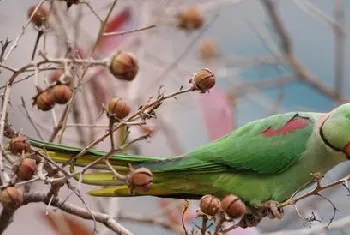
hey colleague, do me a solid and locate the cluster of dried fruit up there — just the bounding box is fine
[33,82,73,111]
[9,136,37,181]
[200,194,246,219]
[0,136,39,210]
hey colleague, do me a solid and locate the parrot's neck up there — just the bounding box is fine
[306,126,346,175]
[272,125,346,202]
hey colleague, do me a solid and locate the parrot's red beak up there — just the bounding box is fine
[344,143,350,160]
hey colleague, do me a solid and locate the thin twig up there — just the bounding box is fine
[0,71,22,186]
[261,0,348,103]
[20,97,44,140]
[140,13,220,99]
[281,175,350,207]
[1,0,46,62]
[103,24,156,37]
[263,215,350,235]
[333,0,346,98]
[23,192,133,235]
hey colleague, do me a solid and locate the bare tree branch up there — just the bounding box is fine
[22,192,133,235]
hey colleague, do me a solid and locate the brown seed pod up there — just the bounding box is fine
[193,68,215,93]
[27,6,48,28]
[107,97,131,120]
[128,168,153,193]
[200,195,221,216]
[199,39,217,61]
[51,84,73,104]
[0,187,23,209]
[109,52,139,81]
[32,89,55,111]
[9,136,31,154]
[220,194,246,219]
[16,158,38,181]
[177,7,204,31]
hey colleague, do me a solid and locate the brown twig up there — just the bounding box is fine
[0,71,23,187]
[281,175,350,207]
[333,0,346,98]
[261,0,348,103]
[47,0,118,142]
[64,86,194,166]
[140,13,220,99]
[103,24,156,37]
[228,74,296,96]
[20,97,44,140]
[117,212,175,231]
[1,0,46,62]
[23,192,133,235]
[213,212,226,235]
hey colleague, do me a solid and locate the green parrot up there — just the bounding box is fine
[28,103,350,225]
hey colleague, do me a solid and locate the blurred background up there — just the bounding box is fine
[0,0,350,234]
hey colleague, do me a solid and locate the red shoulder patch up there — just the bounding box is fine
[262,115,311,137]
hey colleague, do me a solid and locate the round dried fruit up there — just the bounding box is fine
[109,52,139,81]
[16,158,38,181]
[27,6,48,28]
[128,168,153,193]
[200,194,220,216]
[33,89,55,111]
[51,84,73,104]
[199,39,217,61]
[193,68,215,92]
[177,7,203,31]
[220,194,246,219]
[0,187,23,209]
[107,97,131,120]
[9,136,31,154]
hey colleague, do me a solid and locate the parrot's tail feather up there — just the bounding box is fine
[85,171,207,199]
[88,185,203,199]
[39,149,166,170]
[77,172,127,186]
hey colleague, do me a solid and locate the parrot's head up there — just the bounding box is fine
[319,103,350,160]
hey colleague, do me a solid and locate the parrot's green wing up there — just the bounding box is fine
[140,112,317,175]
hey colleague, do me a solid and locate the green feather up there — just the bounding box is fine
[139,112,317,174]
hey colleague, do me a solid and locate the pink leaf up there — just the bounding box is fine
[197,88,235,141]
